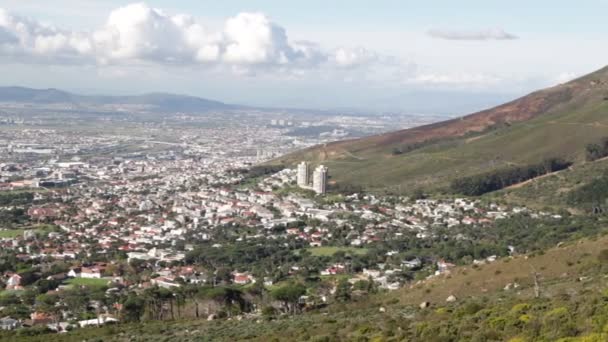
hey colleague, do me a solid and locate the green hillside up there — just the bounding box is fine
[273,66,608,194]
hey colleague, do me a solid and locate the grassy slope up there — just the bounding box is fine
[493,156,608,211]
[9,233,608,342]
[273,67,608,194]
[324,99,608,193]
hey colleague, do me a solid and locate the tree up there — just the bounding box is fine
[142,287,163,320]
[157,287,175,320]
[21,288,39,306]
[18,269,40,287]
[174,287,186,319]
[35,293,62,325]
[246,280,267,308]
[35,279,61,294]
[586,139,608,161]
[184,284,202,318]
[61,288,89,319]
[0,293,20,307]
[334,279,351,303]
[366,276,378,294]
[122,294,144,322]
[215,267,233,285]
[271,283,306,315]
[200,286,246,317]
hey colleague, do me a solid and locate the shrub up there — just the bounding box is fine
[598,249,608,263]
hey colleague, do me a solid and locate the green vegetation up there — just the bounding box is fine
[271,283,307,314]
[496,156,608,212]
[233,165,284,181]
[0,191,34,206]
[0,289,24,298]
[585,137,608,161]
[567,172,608,213]
[0,229,25,238]
[275,66,608,194]
[0,208,29,227]
[274,185,316,198]
[231,165,286,190]
[306,246,369,257]
[64,278,110,288]
[450,157,571,196]
[0,225,60,239]
[7,235,608,341]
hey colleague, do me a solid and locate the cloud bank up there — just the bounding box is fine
[428,28,518,41]
[0,3,378,71]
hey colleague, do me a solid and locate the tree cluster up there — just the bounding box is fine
[0,192,34,206]
[585,138,608,162]
[567,172,608,213]
[450,158,571,196]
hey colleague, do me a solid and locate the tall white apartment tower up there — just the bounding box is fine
[297,161,309,187]
[312,165,328,194]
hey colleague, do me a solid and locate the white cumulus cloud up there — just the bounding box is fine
[0,3,384,72]
[0,7,92,60]
[332,47,378,68]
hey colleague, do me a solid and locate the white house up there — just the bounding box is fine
[6,274,22,290]
[82,267,102,279]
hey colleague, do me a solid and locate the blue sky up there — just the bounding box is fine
[0,1,606,113]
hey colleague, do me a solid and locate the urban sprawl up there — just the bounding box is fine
[0,110,562,333]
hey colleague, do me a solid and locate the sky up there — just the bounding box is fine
[0,1,607,113]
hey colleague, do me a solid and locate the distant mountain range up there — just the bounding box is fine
[0,86,239,113]
[275,65,608,192]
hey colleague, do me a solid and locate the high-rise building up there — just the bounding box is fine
[297,161,309,187]
[312,165,328,194]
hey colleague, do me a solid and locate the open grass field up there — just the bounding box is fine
[0,224,57,239]
[64,277,110,288]
[0,229,25,238]
[306,246,369,257]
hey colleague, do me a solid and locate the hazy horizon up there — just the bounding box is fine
[0,1,606,111]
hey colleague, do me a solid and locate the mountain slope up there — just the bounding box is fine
[275,65,608,192]
[0,86,237,112]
